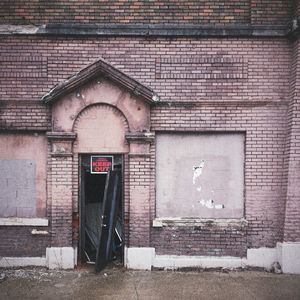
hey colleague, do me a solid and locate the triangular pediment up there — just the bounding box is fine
[42,58,159,105]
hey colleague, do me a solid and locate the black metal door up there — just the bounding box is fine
[95,169,122,272]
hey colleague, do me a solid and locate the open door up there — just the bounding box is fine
[95,169,122,272]
[79,155,123,272]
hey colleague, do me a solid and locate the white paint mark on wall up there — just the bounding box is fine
[198,199,225,209]
[193,160,205,185]
[199,199,214,209]
[193,161,225,210]
[215,204,225,209]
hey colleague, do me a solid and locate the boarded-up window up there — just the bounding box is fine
[156,133,244,219]
[0,160,36,217]
[0,134,47,218]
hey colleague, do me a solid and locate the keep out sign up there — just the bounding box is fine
[90,156,114,174]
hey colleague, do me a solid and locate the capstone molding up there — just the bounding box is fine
[0,257,46,267]
[126,132,154,155]
[153,255,246,270]
[47,132,76,156]
[46,247,75,270]
[46,131,77,140]
[125,246,300,274]
[0,217,48,226]
[125,247,155,270]
[152,218,248,228]
[277,242,300,274]
[0,24,290,38]
[247,247,278,269]
[125,132,155,143]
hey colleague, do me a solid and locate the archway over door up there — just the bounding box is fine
[73,103,129,154]
[44,58,157,269]
[73,103,129,267]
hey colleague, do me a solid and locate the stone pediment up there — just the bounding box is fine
[42,58,159,105]
[42,58,157,134]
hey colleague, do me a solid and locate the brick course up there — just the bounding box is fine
[152,225,247,257]
[0,37,291,103]
[0,226,50,257]
[0,1,267,25]
[0,101,50,131]
[250,0,294,25]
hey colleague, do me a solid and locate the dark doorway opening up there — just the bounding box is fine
[79,154,123,272]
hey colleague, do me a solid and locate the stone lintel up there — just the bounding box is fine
[152,218,248,228]
[125,132,155,143]
[46,131,77,140]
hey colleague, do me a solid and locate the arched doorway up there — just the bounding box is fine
[74,104,129,271]
[44,58,157,270]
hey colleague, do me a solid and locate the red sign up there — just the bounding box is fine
[90,156,113,174]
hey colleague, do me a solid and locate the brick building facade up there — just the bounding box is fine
[0,1,299,273]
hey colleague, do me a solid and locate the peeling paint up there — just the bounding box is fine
[0,25,39,35]
[152,217,248,228]
[193,161,225,210]
[198,199,225,210]
[199,199,213,209]
[193,160,205,185]
[200,199,214,209]
[156,134,244,218]
[215,204,225,209]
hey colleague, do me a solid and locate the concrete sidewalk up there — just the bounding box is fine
[0,266,300,300]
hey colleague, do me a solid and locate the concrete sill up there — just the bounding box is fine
[0,218,49,226]
[152,218,247,228]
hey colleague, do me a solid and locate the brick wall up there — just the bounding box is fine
[150,102,288,256]
[0,226,50,257]
[0,0,298,262]
[152,225,247,257]
[0,34,292,257]
[283,38,300,242]
[128,155,151,247]
[250,0,294,25]
[296,0,300,16]
[0,37,291,104]
[0,101,50,131]
[1,0,286,26]
[49,155,73,247]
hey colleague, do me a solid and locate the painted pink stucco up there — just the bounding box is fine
[52,78,150,134]
[47,74,153,249]
[73,104,129,153]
